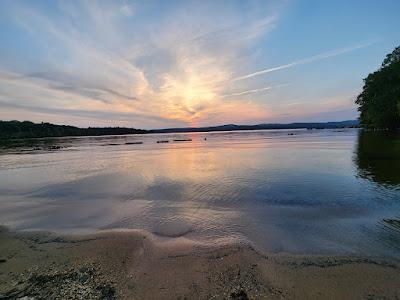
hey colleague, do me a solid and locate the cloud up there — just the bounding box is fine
[0,1,370,128]
[222,83,289,98]
[222,86,273,98]
[0,1,282,127]
[0,100,181,127]
[0,70,138,103]
[120,4,134,17]
[232,42,376,81]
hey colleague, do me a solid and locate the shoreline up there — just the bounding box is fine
[1,227,399,299]
[0,119,359,140]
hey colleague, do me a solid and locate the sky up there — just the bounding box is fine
[0,0,399,129]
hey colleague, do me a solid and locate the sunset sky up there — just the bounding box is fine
[0,0,399,129]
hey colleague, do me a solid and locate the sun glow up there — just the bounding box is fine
[157,66,221,124]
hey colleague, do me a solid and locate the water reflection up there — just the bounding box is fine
[355,130,400,186]
[1,129,400,257]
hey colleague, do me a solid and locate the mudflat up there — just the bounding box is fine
[0,227,399,300]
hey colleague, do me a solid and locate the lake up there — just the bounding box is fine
[0,129,399,257]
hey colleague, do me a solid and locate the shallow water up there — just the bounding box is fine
[1,129,400,257]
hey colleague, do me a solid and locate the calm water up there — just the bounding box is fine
[1,129,400,257]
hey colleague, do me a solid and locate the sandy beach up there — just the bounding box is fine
[1,226,399,300]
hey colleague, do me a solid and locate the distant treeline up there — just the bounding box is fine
[0,120,147,139]
[0,120,360,139]
[151,120,359,133]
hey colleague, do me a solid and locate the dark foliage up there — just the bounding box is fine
[356,46,400,129]
[0,120,147,139]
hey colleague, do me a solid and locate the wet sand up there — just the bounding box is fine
[0,227,399,300]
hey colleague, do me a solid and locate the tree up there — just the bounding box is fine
[355,46,400,129]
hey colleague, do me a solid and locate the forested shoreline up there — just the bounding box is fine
[0,120,147,139]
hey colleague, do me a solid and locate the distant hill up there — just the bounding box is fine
[0,120,147,139]
[0,120,359,139]
[151,120,359,133]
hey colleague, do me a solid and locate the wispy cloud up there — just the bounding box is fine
[222,86,273,97]
[232,42,376,81]
[0,70,139,103]
[0,0,386,127]
[0,1,283,128]
[0,100,180,126]
[222,83,289,98]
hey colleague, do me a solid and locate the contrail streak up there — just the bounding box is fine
[222,83,288,98]
[232,42,376,81]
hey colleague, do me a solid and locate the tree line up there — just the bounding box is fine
[0,120,147,139]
